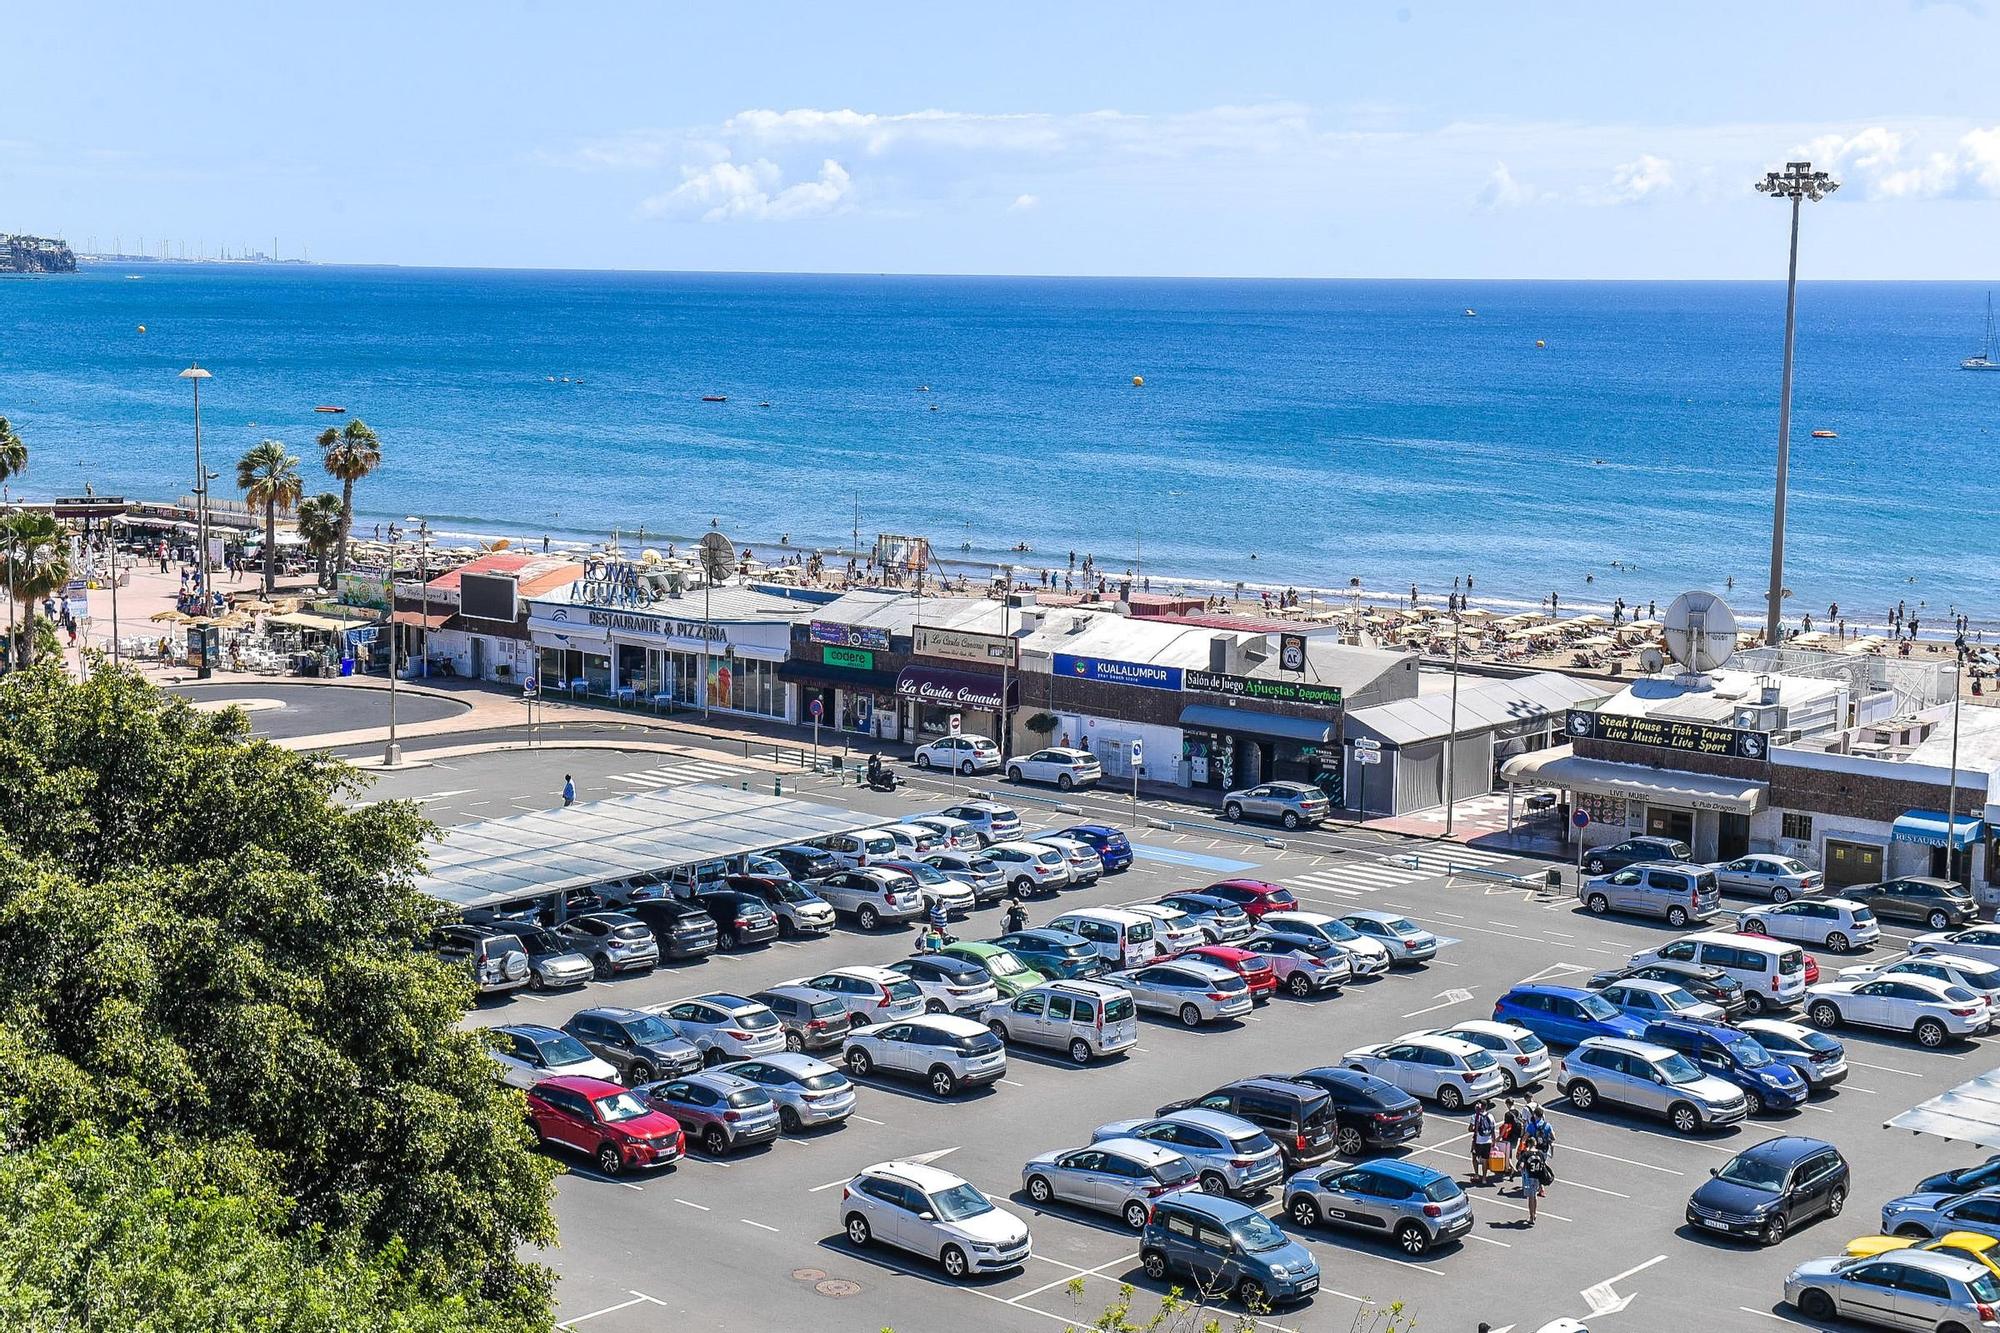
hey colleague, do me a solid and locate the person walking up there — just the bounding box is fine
[926,897,949,947]
[1469,1101,1496,1185]
[1003,896,1029,934]
[562,774,576,807]
[1517,1139,1551,1225]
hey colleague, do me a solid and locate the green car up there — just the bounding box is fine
[940,941,1047,999]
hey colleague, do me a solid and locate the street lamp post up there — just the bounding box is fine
[179,364,214,599]
[410,516,431,677]
[108,515,121,666]
[1753,161,1838,647]
[383,522,402,766]
[1947,647,1964,884]
[1443,610,1463,836]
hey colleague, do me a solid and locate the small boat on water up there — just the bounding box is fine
[701,395,727,403]
[1464,308,1477,317]
[313,405,346,414]
[1964,292,2000,370]
[1811,429,1837,439]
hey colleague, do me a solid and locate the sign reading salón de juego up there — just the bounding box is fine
[1184,669,1343,708]
[1566,709,1769,760]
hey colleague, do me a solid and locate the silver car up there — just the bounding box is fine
[1786,1249,2000,1329]
[1222,781,1329,830]
[1155,893,1256,945]
[877,859,976,917]
[936,801,1023,845]
[922,850,1009,904]
[737,876,837,936]
[433,924,531,995]
[556,911,660,978]
[810,868,927,930]
[1022,1137,1199,1230]
[1577,862,1723,927]
[647,992,788,1063]
[1091,1110,1285,1198]
[1033,835,1104,886]
[1737,1017,1849,1091]
[983,841,1073,896]
[1710,853,1825,902]
[724,1053,858,1131]
[1284,1160,1475,1255]
[1241,932,1354,997]
[1107,959,1253,1027]
[787,966,927,1027]
[1879,1185,2000,1240]
[1556,1036,1750,1134]
[1336,911,1439,965]
[638,1070,782,1156]
[842,1014,1009,1098]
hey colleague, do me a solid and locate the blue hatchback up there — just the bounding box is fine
[1056,823,1134,873]
[1140,1191,1320,1308]
[1493,984,1647,1047]
[992,929,1107,979]
[1641,1019,1809,1114]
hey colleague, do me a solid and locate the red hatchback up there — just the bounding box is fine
[525,1075,684,1176]
[1186,944,1278,1002]
[1200,879,1299,920]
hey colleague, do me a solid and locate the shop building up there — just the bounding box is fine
[411,551,586,683]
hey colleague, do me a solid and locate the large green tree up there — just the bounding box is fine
[0,510,71,668]
[0,415,26,493]
[320,419,381,582]
[236,439,304,594]
[298,491,344,588]
[0,662,558,1327]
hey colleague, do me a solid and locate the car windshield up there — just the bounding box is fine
[593,1091,653,1123]
[1384,918,1419,934]
[1154,1157,1197,1187]
[983,952,1028,977]
[1658,1053,1704,1085]
[625,1016,676,1045]
[886,980,923,1004]
[726,1088,771,1110]
[1945,985,1982,1003]
[798,1071,846,1092]
[611,923,652,942]
[1773,859,1809,875]
[1228,1129,1277,1154]
[1317,919,1362,941]
[899,863,948,885]
[808,999,847,1020]
[1463,1050,1497,1070]
[1724,1036,1772,1068]
[541,1033,594,1064]
[1973,1273,2000,1304]
[1128,921,1155,943]
[1422,1177,1462,1203]
[1851,907,1876,924]
[1103,996,1135,1022]
[735,1008,778,1031]
[1775,952,1804,975]
[772,881,815,903]
[1227,1214,1290,1253]
[1575,994,1620,1021]
[1716,1153,1789,1191]
[1798,1029,1842,1054]
[1516,1032,1547,1053]
[928,1183,993,1222]
[954,1032,1004,1056]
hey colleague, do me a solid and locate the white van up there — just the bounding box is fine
[1047,907,1161,969]
[1628,931,1808,1013]
[817,827,903,870]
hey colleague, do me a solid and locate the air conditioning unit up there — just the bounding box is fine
[1242,637,1270,663]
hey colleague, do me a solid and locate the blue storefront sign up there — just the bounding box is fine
[1052,653,1183,691]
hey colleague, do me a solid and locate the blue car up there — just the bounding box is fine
[1492,984,1647,1048]
[992,929,1107,979]
[1641,1019,1809,1114]
[1055,823,1134,873]
[1140,1191,1320,1308]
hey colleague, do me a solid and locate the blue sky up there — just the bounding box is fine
[5,1,1998,277]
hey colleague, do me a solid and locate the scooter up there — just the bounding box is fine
[863,768,903,793]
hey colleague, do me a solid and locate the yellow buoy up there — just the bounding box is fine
[136,324,146,333]
[1535,339,1546,348]
[1131,375,1144,387]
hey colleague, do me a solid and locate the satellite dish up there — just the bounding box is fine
[698,531,736,582]
[1662,591,1738,673]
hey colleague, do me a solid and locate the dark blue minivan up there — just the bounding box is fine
[1642,1018,1808,1114]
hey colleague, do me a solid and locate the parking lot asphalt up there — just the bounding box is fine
[172,680,469,738]
[361,746,1987,1333]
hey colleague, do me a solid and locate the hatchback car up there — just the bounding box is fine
[1159,1076,1340,1168]
[1880,1187,2000,1241]
[1259,911,1393,974]
[1582,835,1694,875]
[1709,854,1826,902]
[690,887,781,949]
[1022,1137,1199,1230]
[751,985,855,1053]
[1053,823,1134,873]
[1847,876,1979,931]
[839,1160,1031,1278]
[1007,746,1102,790]
[984,841,1073,897]
[1286,1158,1473,1255]
[842,1014,1009,1097]
[433,923,532,996]
[1686,1136,1850,1246]
[562,1006,703,1085]
[875,859,976,918]
[788,966,927,1028]
[490,1024,618,1088]
[1494,984,1647,1047]
[1155,892,1255,944]
[765,843,841,882]
[1738,1017,1849,1091]
[913,735,1003,774]
[881,823,944,860]
[1221,781,1329,830]
[1092,1110,1285,1197]
[499,922,596,990]
[990,929,1104,981]
[1557,1036,1750,1133]
[1597,977,1726,1024]
[620,897,722,960]
[1912,925,2000,970]
[1032,835,1105,887]
[724,1053,857,1132]
[935,801,1023,846]
[1578,862,1722,927]
[1140,1192,1320,1309]
[1786,1249,2000,1329]
[983,979,1139,1064]
[921,850,1009,905]
[1123,903,1205,956]
[810,867,927,930]
[1241,931,1354,997]
[1841,953,2000,1011]
[1337,911,1440,965]
[1588,960,1750,1017]
[1740,898,1880,953]
[639,1070,782,1156]
[1108,959,1253,1027]
[1201,879,1300,919]
[1806,974,1991,1048]
[816,827,903,870]
[728,873,836,937]
[1184,945,1277,1002]
[524,1075,683,1176]
[1341,1034,1509,1111]
[557,911,661,978]
[939,940,1048,997]
[1283,1066,1425,1157]
[1418,1020,1553,1091]
[648,993,787,1062]
[889,954,1001,1016]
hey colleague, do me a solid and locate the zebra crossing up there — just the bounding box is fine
[604,758,756,791]
[1283,844,1524,898]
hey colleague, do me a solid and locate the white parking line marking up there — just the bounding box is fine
[808,1177,849,1192]
[741,1219,779,1232]
[1538,1140,1684,1175]
[1467,1232,1513,1247]
[1844,1058,1923,1078]
[675,1198,710,1211]
[854,1115,887,1125]
[1737,1307,1803,1324]
[558,1292,669,1328]
[567,1169,644,1191]
[998,1078,1025,1087]
[1433,910,1466,919]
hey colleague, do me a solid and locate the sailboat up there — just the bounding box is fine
[1964,292,2000,370]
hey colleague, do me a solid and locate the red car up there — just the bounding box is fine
[1186,944,1278,1002]
[525,1075,683,1175]
[1200,879,1299,920]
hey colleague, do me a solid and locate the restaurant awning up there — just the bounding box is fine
[1179,703,1333,745]
[1500,745,1766,814]
[895,665,1015,712]
[1888,1067,2000,1151]
[1892,810,1986,849]
[267,611,368,635]
[391,609,456,631]
[779,659,898,691]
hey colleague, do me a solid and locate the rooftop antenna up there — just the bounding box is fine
[1662,590,1739,678]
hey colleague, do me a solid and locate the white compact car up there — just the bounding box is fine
[1419,1020,1553,1091]
[1122,903,1206,957]
[1737,898,1880,952]
[903,813,980,849]
[1006,747,1102,790]
[1341,1033,1510,1110]
[839,1159,1031,1278]
[1031,835,1104,887]
[1336,910,1440,965]
[1806,973,1992,1048]
[912,735,1003,776]
[1260,911,1394,973]
[842,1014,1010,1098]
[1837,953,2000,1013]
[1912,925,2000,970]
[984,841,1073,896]
[786,966,928,1028]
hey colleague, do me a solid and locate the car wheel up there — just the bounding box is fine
[1290,1195,1322,1227]
[1437,1084,1464,1111]
[1586,858,1607,874]
[625,1061,653,1086]
[1916,1018,1949,1049]
[848,1011,871,1029]
[929,1066,958,1097]
[1288,973,1314,998]
[1123,1200,1150,1230]
[1742,917,1767,936]
[1668,1102,1701,1135]
[959,760,976,776]
[703,1046,729,1068]
[856,905,880,930]
[1336,1126,1366,1157]
[1179,1003,1203,1028]
[719,929,739,950]
[1825,931,1851,952]
[988,1020,1010,1042]
[845,1214,872,1247]
[1666,906,1690,928]
[702,1124,729,1156]
[924,999,947,1015]
[1743,992,1768,1016]
[1281,811,1301,830]
[1199,1172,1228,1196]
[1585,894,1609,915]
[1237,1278,1269,1311]
[596,1143,623,1175]
[1012,877,1035,896]
[1027,1175,1054,1205]
[528,970,547,991]
[1827,1185,1846,1217]
[777,1105,803,1133]
[1007,767,1023,783]
[940,1244,971,1279]
[1896,1223,1932,1239]
[917,753,934,769]
[1795,1288,1835,1320]
[1057,773,1074,791]
[846,1049,872,1078]
[1224,803,1243,821]
[1068,1038,1092,1065]
[529,1120,548,1148]
[1567,1080,1597,1111]
[591,953,612,979]
[1808,1001,1841,1029]
[1772,886,1792,903]
[1930,910,1952,930]
[1744,1088,1765,1115]
[1141,1249,1169,1281]
[1394,1221,1430,1255]
[784,1032,804,1053]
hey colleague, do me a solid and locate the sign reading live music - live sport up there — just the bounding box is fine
[1566,708,1769,760]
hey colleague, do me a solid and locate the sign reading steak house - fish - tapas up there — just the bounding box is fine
[1566,709,1769,760]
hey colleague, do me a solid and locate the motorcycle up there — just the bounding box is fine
[863,768,903,792]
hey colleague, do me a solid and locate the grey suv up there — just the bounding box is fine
[557,912,661,978]
[1845,876,1978,931]
[433,923,530,996]
[1140,1193,1320,1308]
[1582,835,1694,876]
[639,1071,782,1156]
[1284,1159,1473,1255]
[1579,862,1722,927]
[1557,1036,1749,1134]
[562,1006,702,1085]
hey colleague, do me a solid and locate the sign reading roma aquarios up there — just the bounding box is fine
[1566,709,1769,760]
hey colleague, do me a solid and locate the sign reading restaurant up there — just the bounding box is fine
[809,620,892,651]
[583,608,725,640]
[914,623,1018,667]
[1185,669,1343,708]
[1566,708,1769,760]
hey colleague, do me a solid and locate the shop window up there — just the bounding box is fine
[1780,812,1813,842]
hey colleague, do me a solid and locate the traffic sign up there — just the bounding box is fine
[1355,748,1381,766]
[1572,809,1591,829]
[808,697,824,720]
[948,713,962,736]
[1129,738,1144,764]
[1353,737,1381,752]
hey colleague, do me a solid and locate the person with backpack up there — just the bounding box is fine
[1469,1102,1496,1185]
[1517,1139,1552,1225]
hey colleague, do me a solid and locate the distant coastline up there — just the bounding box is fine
[1,234,75,274]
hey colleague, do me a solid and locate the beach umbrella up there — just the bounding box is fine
[150,610,189,624]
[1570,613,1607,626]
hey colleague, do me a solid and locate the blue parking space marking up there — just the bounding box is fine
[1127,842,1257,873]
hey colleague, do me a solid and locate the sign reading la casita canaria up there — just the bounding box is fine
[1185,669,1343,708]
[895,667,1008,711]
[1566,708,1769,760]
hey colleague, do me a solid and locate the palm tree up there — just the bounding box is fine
[1,510,70,667]
[236,440,303,594]
[0,417,26,495]
[319,419,380,582]
[297,492,343,588]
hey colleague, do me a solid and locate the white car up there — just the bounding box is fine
[1738,898,1880,952]
[489,1024,619,1088]
[838,1159,1031,1278]
[1912,925,2000,970]
[786,966,927,1028]
[1122,903,1205,957]
[1420,1020,1553,1091]
[1806,973,1993,1048]
[1838,953,2000,1014]
[1031,835,1104,887]
[882,824,945,858]
[1260,910,1393,973]
[887,955,1002,1017]
[903,813,979,849]
[1336,910,1440,966]
[1341,1034,1510,1110]
[913,735,1003,775]
[1707,854,1825,902]
[983,840,1073,896]
[876,858,976,917]
[1006,747,1102,790]
[842,1014,1010,1098]
[818,827,905,870]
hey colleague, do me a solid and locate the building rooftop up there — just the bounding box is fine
[425,550,585,599]
[1350,671,1610,746]
[1596,668,1845,725]
[802,589,1013,637]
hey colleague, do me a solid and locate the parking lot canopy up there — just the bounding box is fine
[1889,1066,2000,1151]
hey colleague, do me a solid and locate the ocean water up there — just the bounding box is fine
[4,265,1998,622]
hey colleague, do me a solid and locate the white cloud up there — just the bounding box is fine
[1802,124,2000,199]
[643,158,853,222]
[1606,153,1676,202]
[1475,162,1548,210]
[1007,193,1039,212]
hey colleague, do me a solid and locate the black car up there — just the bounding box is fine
[562,1006,703,1084]
[752,985,855,1053]
[1282,1066,1425,1158]
[1588,961,1749,1018]
[1159,1077,1339,1168]
[1582,836,1694,876]
[1843,876,1978,931]
[691,888,781,949]
[1918,1154,2000,1197]
[767,843,841,882]
[623,897,722,960]
[1686,1136,1849,1246]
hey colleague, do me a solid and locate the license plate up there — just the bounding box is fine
[1298,1277,1319,1292]
[1389,1124,1418,1140]
[1700,1219,1732,1233]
